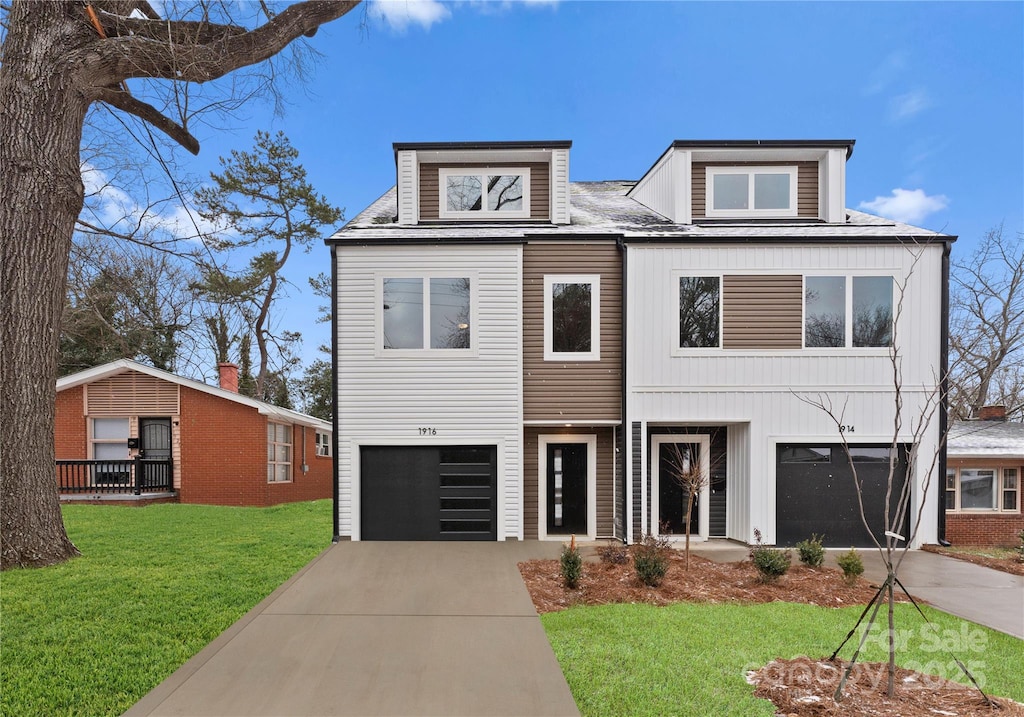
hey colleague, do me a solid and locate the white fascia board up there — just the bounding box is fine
[396,149,418,225]
[673,149,691,225]
[821,148,847,223]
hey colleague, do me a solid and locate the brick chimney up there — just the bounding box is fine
[977,405,1007,421]
[217,362,239,393]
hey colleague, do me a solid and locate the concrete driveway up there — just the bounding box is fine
[125,542,579,717]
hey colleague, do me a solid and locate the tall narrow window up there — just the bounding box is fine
[382,276,472,351]
[1003,469,1019,511]
[92,417,131,485]
[678,276,721,348]
[544,275,600,360]
[267,423,292,483]
[852,276,893,347]
[805,276,845,347]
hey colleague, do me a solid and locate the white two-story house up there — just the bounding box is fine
[327,139,953,547]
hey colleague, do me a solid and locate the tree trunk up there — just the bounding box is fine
[1,2,92,568]
[684,495,693,571]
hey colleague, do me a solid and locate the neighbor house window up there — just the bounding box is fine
[439,168,530,219]
[382,276,473,351]
[946,467,1020,512]
[804,275,893,348]
[91,417,131,485]
[677,275,721,349]
[315,430,331,458]
[705,166,798,218]
[544,275,600,361]
[267,423,292,483]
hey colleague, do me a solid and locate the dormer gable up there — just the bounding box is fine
[628,140,855,225]
[393,141,572,226]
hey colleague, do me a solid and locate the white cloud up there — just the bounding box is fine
[858,188,949,225]
[369,0,451,31]
[889,88,931,121]
[863,51,908,96]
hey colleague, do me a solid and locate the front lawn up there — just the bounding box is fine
[543,601,1024,717]
[1,500,332,717]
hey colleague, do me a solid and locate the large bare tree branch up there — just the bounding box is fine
[94,87,199,154]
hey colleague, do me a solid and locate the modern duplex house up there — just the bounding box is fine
[327,140,953,547]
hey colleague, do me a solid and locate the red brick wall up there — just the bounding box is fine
[55,386,87,458]
[946,514,1024,548]
[178,386,331,507]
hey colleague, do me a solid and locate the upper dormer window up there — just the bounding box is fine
[705,166,798,218]
[439,168,530,219]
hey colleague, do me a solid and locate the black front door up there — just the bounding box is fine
[659,441,700,535]
[139,418,172,489]
[547,443,587,535]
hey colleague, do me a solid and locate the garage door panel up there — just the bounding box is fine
[776,443,910,547]
[362,445,497,541]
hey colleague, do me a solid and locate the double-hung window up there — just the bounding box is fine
[804,275,894,348]
[544,275,600,361]
[946,467,1020,512]
[439,168,530,219]
[267,423,292,483]
[91,417,131,485]
[676,275,721,349]
[381,276,474,352]
[315,430,331,458]
[705,166,798,218]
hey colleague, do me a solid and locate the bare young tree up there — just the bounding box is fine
[0,0,360,569]
[661,441,710,571]
[949,224,1024,421]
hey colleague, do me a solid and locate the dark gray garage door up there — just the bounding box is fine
[776,443,911,547]
[361,445,497,540]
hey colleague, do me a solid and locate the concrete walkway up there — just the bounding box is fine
[691,542,1024,639]
[125,542,579,717]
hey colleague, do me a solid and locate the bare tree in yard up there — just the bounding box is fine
[193,130,342,400]
[798,243,990,704]
[0,0,360,569]
[949,224,1024,422]
[660,441,709,571]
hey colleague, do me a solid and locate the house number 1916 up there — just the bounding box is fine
[419,427,437,436]
[839,425,855,433]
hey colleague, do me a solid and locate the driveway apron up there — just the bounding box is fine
[125,542,580,717]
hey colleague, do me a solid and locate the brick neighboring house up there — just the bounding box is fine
[55,359,332,507]
[945,407,1024,547]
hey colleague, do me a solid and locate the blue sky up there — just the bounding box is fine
[162,0,1024,370]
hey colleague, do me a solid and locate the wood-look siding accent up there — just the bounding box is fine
[692,161,818,219]
[523,426,615,540]
[722,275,803,349]
[419,162,550,221]
[85,372,180,416]
[523,242,622,421]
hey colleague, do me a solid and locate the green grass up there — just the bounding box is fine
[542,601,1024,717]
[944,545,1019,561]
[1,500,332,717]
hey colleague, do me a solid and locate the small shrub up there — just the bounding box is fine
[795,533,825,568]
[837,547,865,584]
[598,540,629,565]
[560,541,583,589]
[749,528,791,583]
[633,533,671,587]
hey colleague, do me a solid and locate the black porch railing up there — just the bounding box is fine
[57,458,173,495]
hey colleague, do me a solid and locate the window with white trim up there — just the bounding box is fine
[945,467,1020,512]
[544,275,600,361]
[267,423,292,483]
[705,166,798,218]
[91,417,131,485]
[677,275,721,349]
[439,168,530,219]
[382,276,473,351]
[315,430,331,458]
[804,275,893,348]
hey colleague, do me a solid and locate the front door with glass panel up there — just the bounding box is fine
[139,417,172,489]
[547,443,587,535]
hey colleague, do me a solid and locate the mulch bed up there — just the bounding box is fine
[922,545,1024,577]
[520,547,1023,717]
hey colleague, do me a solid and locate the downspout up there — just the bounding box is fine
[617,235,628,544]
[331,242,341,543]
[937,240,953,546]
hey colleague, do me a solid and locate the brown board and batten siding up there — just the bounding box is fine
[523,241,622,422]
[419,162,550,221]
[722,275,803,349]
[523,426,616,540]
[691,161,819,219]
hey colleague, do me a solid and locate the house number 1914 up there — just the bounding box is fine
[419,427,437,436]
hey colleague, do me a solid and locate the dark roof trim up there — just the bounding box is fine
[671,139,856,159]
[393,140,572,153]
[328,237,529,247]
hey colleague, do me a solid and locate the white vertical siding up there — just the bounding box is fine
[627,148,677,221]
[396,150,417,225]
[551,148,571,225]
[335,244,523,539]
[626,242,945,546]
